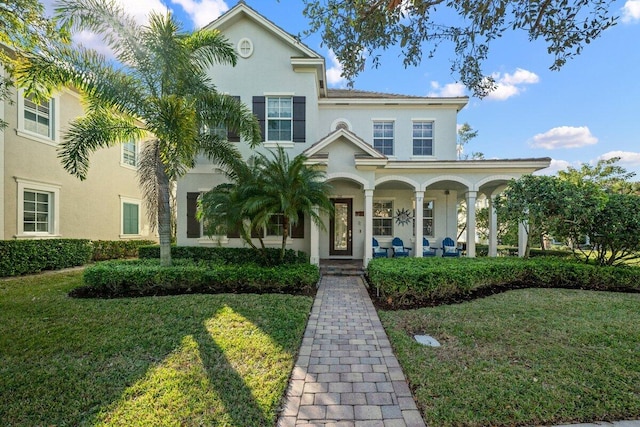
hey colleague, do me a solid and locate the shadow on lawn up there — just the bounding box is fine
[0,278,309,427]
[87,297,306,426]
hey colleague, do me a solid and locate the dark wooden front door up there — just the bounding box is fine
[330,198,353,256]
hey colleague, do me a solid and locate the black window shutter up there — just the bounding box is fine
[227,223,241,238]
[291,211,305,238]
[227,96,241,142]
[292,96,306,143]
[252,96,265,142]
[186,192,201,238]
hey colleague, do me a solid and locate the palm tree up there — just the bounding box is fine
[200,148,334,263]
[15,0,261,266]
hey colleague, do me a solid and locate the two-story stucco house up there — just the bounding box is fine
[176,2,550,265]
[0,65,155,242]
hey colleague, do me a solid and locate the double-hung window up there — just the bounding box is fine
[423,200,435,237]
[373,121,394,155]
[267,97,292,142]
[16,179,60,237]
[20,93,56,142]
[413,121,434,156]
[373,200,393,236]
[122,140,138,167]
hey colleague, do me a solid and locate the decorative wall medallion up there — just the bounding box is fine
[395,208,413,226]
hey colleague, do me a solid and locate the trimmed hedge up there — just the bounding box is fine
[138,245,308,266]
[71,259,320,298]
[91,240,157,261]
[0,239,93,277]
[367,257,640,309]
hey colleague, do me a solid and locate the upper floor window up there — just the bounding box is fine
[373,121,394,156]
[122,140,138,167]
[20,93,56,142]
[267,97,293,142]
[373,200,393,236]
[413,121,434,156]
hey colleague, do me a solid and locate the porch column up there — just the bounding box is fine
[518,220,528,257]
[488,195,498,257]
[466,191,477,257]
[414,190,424,258]
[310,206,320,266]
[364,189,374,267]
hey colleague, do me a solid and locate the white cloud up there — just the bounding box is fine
[535,159,572,176]
[170,0,228,28]
[622,0,640,23]
[530,126,598,149]
[428,81,466,97]
[485,68,540,101]
[326,49,347,88]
[599,151,640,166]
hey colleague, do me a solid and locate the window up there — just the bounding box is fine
[23,190,51,233]
[373,121,394,155]
[122,140,138,167]
[267,214,285,237]
[253,96,305,145]
[237,38,254,58]
[423,200,435,236]
[16,179,60,237]
[267,97,293,142]
[121,198,140,236]
[413,121,434,156]
[373,200,393,236]
[19,93,56,142]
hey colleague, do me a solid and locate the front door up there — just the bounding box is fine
[330,198,353,256]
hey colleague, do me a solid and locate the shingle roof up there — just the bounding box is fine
[326,88,464,100]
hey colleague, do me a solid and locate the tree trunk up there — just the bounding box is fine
[157,162,172,267]
[281,216,290,262]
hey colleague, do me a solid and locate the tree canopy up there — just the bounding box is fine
[15,0,261,265]
[302,0,617,97]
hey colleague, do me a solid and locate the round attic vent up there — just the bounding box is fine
[237,38,253,58]
[335,121,349,130]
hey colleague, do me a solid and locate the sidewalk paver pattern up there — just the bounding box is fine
[277,275,426,427]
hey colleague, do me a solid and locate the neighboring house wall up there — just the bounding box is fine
[0,67,5,240]
[2,85,155,241]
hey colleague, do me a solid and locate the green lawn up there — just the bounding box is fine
[380,288,640,427]
[0,271,313,426]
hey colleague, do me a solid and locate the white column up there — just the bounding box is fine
[466,191,477,257]
[414,190,424,257]
[518,221,529,257]
[488,195,498,257]
[364,189,374,267]
[310,206,320,266]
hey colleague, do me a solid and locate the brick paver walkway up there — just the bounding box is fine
[277,275,426,427]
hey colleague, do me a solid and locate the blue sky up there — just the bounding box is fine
[42,0,640,177]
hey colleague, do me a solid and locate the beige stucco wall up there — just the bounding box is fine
[2,87,154,241]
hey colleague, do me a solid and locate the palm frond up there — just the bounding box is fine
[58,108,144,179]
[185,29,237,70]
[198,92,262,147]
[138,139,163,231]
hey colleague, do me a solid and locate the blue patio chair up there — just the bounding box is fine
[422,237,437,257]
[391,237,411,257]
[372,238,388,258]
[441,237,461,257]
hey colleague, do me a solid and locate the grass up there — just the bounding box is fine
[379,288,640,427]
[0,270,313,426]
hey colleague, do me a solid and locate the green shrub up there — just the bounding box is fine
[0,239,93,277]
[90,240,157,261]
[71,259,319,298]
[138,245,308,265]
[367,257,640,309]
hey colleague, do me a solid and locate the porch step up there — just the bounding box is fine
[319,261,365,276]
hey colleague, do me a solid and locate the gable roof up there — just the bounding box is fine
[303,128,387,160]
[203,1,322,60]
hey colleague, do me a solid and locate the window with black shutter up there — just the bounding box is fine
[186,192,201,238]
[291,211,305,238]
